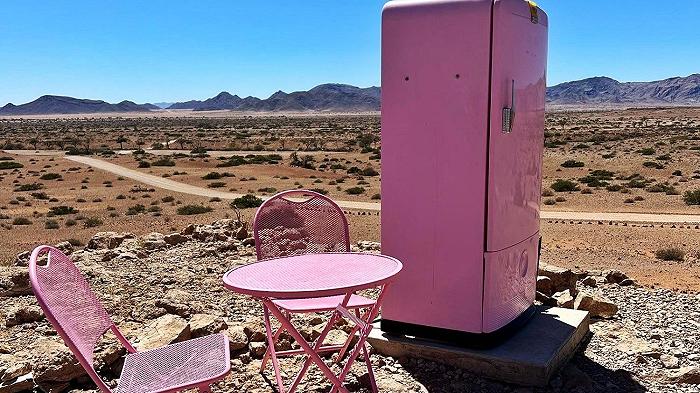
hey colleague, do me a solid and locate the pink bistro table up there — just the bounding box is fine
[223,253,403,393]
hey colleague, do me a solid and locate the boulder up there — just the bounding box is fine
[0,354,30,383]
[249,342,267,359]
[538,263,577,293]
[661,354,680,369]
[0,268,31,297]
[235,226,249,241]
[4,305,44,327]
[53,241,74,255]
[619,278,636,287]
[31,338,87,392]
[581,276,598,288]
[667,366,700,385]
[155,289,194,318]
[604,269,629,284]
[574,293,618,318]
[536,276,553,296]
[226,326,249,352]
[135,314,191,351]
[189,314,228,338]
[142,232,167,250]
[0,373,33,393]
[163,233,189,246]
[552,289,576,308]
[86,232,135,250]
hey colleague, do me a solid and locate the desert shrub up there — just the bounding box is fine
[162,196,175,203]
[209,197,222,202]
[643,161,664,169]
[542,189,555,197]
[177,204,213,215]
[683,189,700,205]
[83,217,103,228]
[572,144,590,150]
[578,176,608,187]
[39,173,62,180]
[634,195,645,201]
[202,172,223,180]
[48,206,79,216]
[14,183,44,192]
[257,187,277,193]
[361,167,379,176]
[550,179,579,192]
[31,192,49,200]
[624,198,635,204]
[138,161,151,168]
[602,153,616,159]
[345,186,366,195]
[231,195,263,209]
[371,193,381,200]
[116,194,127,200]
[561,160,584,168]
[672,170,682,176]
[12,217,32,225]
[555,196,566,202]
[126,204,146,215]
[66,238,83,247]
[637,148,656,155]
[0,161,23,170]
[151,158,176,167]
[65,219,77,227]
[656,154,672,161]
[655,247,685,261]
[581,188,593,194]
[309,188,329,195]
[45,220,60,229]
[147,206,162,213]
[646,183,678,195]
[207,182,226,188]
[543,199,556,205]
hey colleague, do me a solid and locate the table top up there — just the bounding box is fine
[223,253,403,299]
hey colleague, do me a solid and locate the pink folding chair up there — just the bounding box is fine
[28,245,231,393]
[253,190,378,391]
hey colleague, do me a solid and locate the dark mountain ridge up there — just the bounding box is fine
[0,95,155,116]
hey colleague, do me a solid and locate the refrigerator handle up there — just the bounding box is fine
[502,79,516,134]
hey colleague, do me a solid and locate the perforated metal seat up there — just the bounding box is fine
[29,245,231,393]
[118,335,230,393]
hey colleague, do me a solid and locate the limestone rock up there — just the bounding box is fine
[660,354,680,369]
[155,289,194,318]
[31,338,87,391]
[226,325,249,352]
[552,289,576,309]
[86,232,135,250]
[538,263,577,293]
[574,293,618,318]
[4,305,43,327]
[189,314,228,338]
[163,233,188,246]
[667,366,700,384]
[0,268,31,297]
[135,314,191,351]
[142,232,167,250]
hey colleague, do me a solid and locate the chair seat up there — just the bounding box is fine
[117,334,230,393]
[273,294,375,313]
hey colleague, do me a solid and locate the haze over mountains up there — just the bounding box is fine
[2,75,699,115]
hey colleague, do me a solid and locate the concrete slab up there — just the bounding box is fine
[367,307,590,387]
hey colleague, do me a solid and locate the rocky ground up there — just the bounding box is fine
[0,220,698,393]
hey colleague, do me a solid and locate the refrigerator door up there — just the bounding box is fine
[486,0,548,253]
[381,0,493,333]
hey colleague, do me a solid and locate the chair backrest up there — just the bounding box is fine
[29,245,114,391]
[253,190,351,260]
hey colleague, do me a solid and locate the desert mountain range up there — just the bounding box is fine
[1,75,699,115]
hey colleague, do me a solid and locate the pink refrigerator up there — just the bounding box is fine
[380,0,548,344]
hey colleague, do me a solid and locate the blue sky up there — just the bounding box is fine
[1,0,699,105]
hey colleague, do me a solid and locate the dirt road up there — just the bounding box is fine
[8,151,700,223]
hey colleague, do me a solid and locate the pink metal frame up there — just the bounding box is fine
[251,191,381,392]
[29,245,230,393]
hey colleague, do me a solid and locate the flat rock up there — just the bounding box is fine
[135,314,191,351]
[189,314,228,338]
[538,263,577,293]
[574,293,618,318]
[666,366,700,384]
[553,289,576,309]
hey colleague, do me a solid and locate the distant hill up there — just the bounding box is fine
[547,74,700,107]
[152,102,174,109]
[167,84,381,112]
[0,95,154,115]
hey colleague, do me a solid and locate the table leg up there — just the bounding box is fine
[263,298,350,393]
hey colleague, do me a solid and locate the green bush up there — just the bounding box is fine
[14,183,44,192]
[550,179,579,192]
[231,195,263,209]
[638,148,656,156]
[683,189,700,205]
[83,217,103,228]
[138,160,151,168]
[360,167,379,176]
[371,193,381,200]
[561,160,584,168]
[12,217,32,225]
[45,220,60,229]
[151,158,176,167]
[655,247,685,261]
[126,204,146,215]
[177,204,213,215]
[310,188,329,195]
[0,161,24,170]
[39,173,62,180]
[643,161,664,169]
[202,172,223,180]
[162,196,175,203]
[207,182,226,188]
[48,206,79,216]
[345,187,366,195]
[65,219,77,227]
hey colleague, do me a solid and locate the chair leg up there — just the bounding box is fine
[362,344,378,393]
[260,310,290,372]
